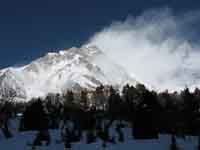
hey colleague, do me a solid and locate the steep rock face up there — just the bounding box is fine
[0,46,137,101]
[0,69,27,100]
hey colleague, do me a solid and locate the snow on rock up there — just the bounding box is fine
[0,46,137,101]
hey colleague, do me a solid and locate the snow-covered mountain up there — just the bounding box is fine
[0,45,137,101]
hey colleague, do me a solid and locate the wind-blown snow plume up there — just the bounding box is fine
[86,8,200,91]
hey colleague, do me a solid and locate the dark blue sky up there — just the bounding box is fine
[0,0,199,68]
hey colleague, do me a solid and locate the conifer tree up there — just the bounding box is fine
[80,90,88,108]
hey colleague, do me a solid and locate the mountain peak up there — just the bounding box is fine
[0,46,136,101]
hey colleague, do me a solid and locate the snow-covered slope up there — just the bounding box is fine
[0,46,136,101]
[0,119,198,150]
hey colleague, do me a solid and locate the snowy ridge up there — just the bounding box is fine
[0,46,137,101]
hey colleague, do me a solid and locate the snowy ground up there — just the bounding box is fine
[0,119,199,150]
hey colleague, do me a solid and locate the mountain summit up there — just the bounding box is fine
[0,46,136,101]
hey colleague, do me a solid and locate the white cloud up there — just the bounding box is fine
[85,8,200,91]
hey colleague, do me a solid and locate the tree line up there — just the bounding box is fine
[1,83,200,149]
